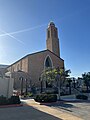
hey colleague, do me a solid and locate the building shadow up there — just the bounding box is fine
[0,104,62,120]
[37,101,75,112]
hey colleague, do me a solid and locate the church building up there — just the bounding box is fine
[7,22,64,90]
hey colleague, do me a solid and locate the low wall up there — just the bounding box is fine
[61,95,76,99]
[0,77,13,98]
[61,93,90,100]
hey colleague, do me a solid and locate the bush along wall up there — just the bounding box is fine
[0,95,21,105]
[76,94,88,100]
[8,96,21,104]
[34,94,57,103]
[0,95,8,105]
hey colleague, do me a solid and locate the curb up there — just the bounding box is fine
[0,104,23,108]
[36,100,64,106]
[62,99,90,103]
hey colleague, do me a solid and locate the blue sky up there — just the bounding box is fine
[0,0,90,78]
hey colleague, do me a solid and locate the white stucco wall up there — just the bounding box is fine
[0,76,14,98]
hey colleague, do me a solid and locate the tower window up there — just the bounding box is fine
[48,30,50,38]
[54,30,57,38]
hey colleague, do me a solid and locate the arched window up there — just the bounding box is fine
[45,56,52,68]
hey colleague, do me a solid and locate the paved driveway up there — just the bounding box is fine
[0,105,61,120]
[52,101,90,120]
[21,99,82,120]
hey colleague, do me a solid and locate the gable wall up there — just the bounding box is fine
[7,50,64,89]
[28,50,64,87]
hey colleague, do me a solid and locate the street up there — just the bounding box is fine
[0,105,61,120]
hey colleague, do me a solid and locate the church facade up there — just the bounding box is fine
[7,22,64,90]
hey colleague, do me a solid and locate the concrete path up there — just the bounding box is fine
[52,102,90,120]
[22,99,83,120]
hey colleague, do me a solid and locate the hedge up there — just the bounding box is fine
[76,94,88,100]
[34,94,57,103]
[0,95,21,105]
[0,95,7,105]
[8,96,21,104]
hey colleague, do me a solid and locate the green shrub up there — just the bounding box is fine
[76,94,88,100]
[0,95,21,105]
[0,95,7,105]
[34,94,57,102]
[8,96,21,104]
[27,92,33,97]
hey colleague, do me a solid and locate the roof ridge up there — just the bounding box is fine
[7,49,64,68]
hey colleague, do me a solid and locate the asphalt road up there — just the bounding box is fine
[0,105,61,120]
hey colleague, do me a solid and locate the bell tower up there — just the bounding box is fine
[46,22,60,57]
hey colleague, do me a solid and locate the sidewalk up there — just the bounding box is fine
[22,99,83,120]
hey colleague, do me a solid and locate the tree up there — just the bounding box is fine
[82,72,90,92]
[40,67,71,99]
[41,67,70,86]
